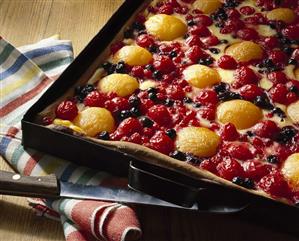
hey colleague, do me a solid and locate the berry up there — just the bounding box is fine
[158,4,174,14]
[269,84,288,104]
[232,177,254,189]
[166,85,185,100]
[139,116,154,127]
[42,116,53,125]
[194,89,218,105]
[239,84,264,101]
[243,160,270,181]
[136,34,155,48]
[253,120,280,139]
[149,131,174,154]
[282,25,299,40]
[84,91,105,107]
[131,66,144,78]
[110,41,124,54]
[226,9,241,19]
[236,28,259,40]
[258,171,292,199]
[186,45,206,62]
[189,25,211,37]
[195,14,213,26]
[266,155,279,164]
[165,129,176,139]
[202,35,219,47]
[169,150,186,161]
[226,143,254,160]
[267,71,288,84]
[219,123,239,141]
[269,50,288,66]
[276,126,297,143]
[233,66,259,88]
[261,36,279,49]
[185,35,202,46]
[116,117,142,137]
[75,84,95,102]
[106,97,129,112]
[96,131,110,140]
[217,157,244,181]
[240,6,255,15]
[217,55,237,69]
[147,105,172,126]
[153,56,175,74]
[55,100,78,120]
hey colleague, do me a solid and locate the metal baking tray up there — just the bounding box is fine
[21,0,299,237]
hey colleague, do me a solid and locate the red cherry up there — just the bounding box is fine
[194,89,218,105]
[219,123,239,141]
[243,160,270,181]
[185,35,203,47]
[261,36,279,49]
[227,9,241,19]
[253,120,280,139]
[147,105,172,126]
[131,66,144,78]
[269,83,288,104]
[236,28,259,40]
[217,157,244,181]
[116,117,143,137]
[55,100,78,120]
[217,55,237,69]
[267,71,288,84]
[202,35,219,47]
[186,45,206,62]
[158,4,174,14]
[149,131,174,154]
[282,25,299,40]
[153,56,175,74]
[136,34,155,48]
[194,15,213,26]
[239,84,264,101]
[189,25,211,37]
[240,6,255,15]
[166,85,185,100]
[233,66,259,88]
[258,171,292,199]
[226,143,254,160]
[84,91,106,107]
[269,50,288,66]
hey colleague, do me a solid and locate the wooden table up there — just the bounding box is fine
[0,1,298,240]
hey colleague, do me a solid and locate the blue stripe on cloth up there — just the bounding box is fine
[24,44,73,60]
[0,44,72,79]
[0,136,12,157]
[60,163,78,182]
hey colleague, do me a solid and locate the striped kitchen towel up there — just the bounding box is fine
[0,36,141,241]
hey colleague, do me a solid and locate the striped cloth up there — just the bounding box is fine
[0,36,141,241]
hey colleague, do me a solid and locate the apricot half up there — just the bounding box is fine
[226,41,263,63]
[282,153,299,190]
[114,45,152,66]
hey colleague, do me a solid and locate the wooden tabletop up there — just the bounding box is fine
[0,1,298,240]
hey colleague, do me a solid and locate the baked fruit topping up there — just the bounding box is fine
[50,0,299,204]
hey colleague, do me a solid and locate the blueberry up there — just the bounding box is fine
[220,39,228,44]
[115,61,127,73]
[119,110,132,120]
[147,87,157,94]
[193,102,201,108]
[232,177,254,189]
[139,116,154,127]
[218,91,241,101]
[187,19,196,26]
[169,150,186,161]
[271,107,286,119]
[169,51,177,58]
[165,129,176,139]
[288,59,297,65]
[209,48,220,54]
[289,85,299,94]
[102,62,115,74]
[129,95,141,107]
[145,64,155,71]
[164,98,174,107]
[246,131,254,137]
[148,45,158,53]
[283,46,293,55]
[152,70,162,80]
[124,28,133,38]
[183,97,193,103]
[97,131,110,140]
[148,92,157,101]
[243,178,254,189]
[276,126,297,143]
[75,84,95,102]
[253,95,274,110]
[213,82,228,93]
[198,57,214,66]
[132,21,145,31]
[130,107,141,117]
[186,154,202,164]
[266,155,279,164]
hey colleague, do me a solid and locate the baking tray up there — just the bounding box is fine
[21,0,299,237]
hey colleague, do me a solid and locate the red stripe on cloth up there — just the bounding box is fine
[66,230,97,241]
[23,152,44,176]
[103,206,141,241]
[71,200,113,236]
[0,76,53,117]
[5,126,20,138]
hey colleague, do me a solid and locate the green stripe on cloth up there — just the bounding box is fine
[39,56,73,72]
[0,43,15,66]
[76,169,98,184]
[11,144,25,166]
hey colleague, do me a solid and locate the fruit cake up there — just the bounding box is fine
[42,0,299,205]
